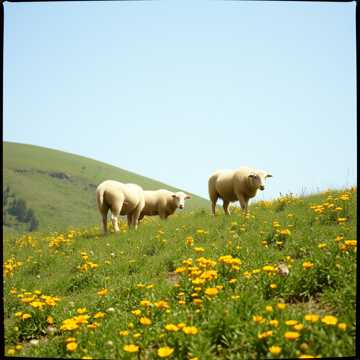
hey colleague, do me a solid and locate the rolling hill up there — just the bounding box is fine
[3,142,209,232]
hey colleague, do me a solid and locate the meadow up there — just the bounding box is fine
[3,187,357,359]
[3,142,209,232]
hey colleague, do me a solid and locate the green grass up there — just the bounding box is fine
[3,142,209,232]
[3,187,357,359]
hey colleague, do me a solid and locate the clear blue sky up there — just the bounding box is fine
[4,0,357,201]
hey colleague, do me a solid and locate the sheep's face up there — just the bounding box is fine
[248,172,272,191]
[172,192,191,209]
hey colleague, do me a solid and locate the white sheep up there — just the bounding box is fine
[208,167,272,215]
[96,180,145,233]
[138,190,191,221]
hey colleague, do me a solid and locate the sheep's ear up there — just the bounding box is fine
[185,195,191,199]
[266,173,273,178]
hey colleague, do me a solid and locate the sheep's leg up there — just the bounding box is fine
[159,210,167,220]
[127,215,132,229]
[110,199,124,232]
[111,213,120,232]
[130,204,143,230]
[223,200,230,215]
[99,204,109,233]
[209,194,218,216]
[102,216,108,233]
[237,194,248,213]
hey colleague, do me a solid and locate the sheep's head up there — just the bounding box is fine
[172,192,191,209]
[248,171,272,191]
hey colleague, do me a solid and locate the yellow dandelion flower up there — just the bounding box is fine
[285,320,298,326]
[276,303,287,310]
[96,288,109,297]
[123,344,139,353]
[269,319,279,327]
[66,342,78,352]
[205,287,219,297]
[293,323,304,331]
[21,313,32,320]
[284,331,300,340]
[165,324,179,332]
[7,349,16,356]
[253,315,264,323]
[93,312,105,319]
[270,283,278,289]
[155,300,170,310]
[185,236,194,246]
[303,261,314,270]
[321,315,338,325]
[345,240,357,247]
[182,326,199,335]
[139,317,152,326]
[157,346,174,358]
[258,330,273,339]
[338,323,347,331]
[262,265,277,273]
[140,300,152,307]
[269,345,282,355]
[304,314,319,323]
[119,330,129,336]
[77,307,87,314]
[265,305,273,313]
[131,309,141,316]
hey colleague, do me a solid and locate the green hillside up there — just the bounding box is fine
[3,142,209,232]
[3,188,356,359]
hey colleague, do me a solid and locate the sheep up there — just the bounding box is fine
[138,190,191,221]
[96,180,145,233]
[208,167,272,215]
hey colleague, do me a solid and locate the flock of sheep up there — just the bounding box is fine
[96,166,272,233]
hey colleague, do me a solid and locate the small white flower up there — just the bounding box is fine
[30,339,40,346]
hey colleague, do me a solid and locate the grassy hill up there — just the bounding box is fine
[3,187,356,359]
[3,142,209,232]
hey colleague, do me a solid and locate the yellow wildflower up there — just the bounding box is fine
[66,342,78,352]
[165,324,179,332]
[96,288,109,297]
[285,320,298,326]
[205,287,219,297]
[258,330,273,339]
[321,315,338,325]
[269,345,282,355]
[304,314,319,323]
[303,261,314,270]
[93,312,105,319]
[140,300,152,307]
[155,300,170,310]
[123,344,139,353]
[182,326,199,335]
[157,346,174,358]
[284,331,300,340]
[140,317,152,326]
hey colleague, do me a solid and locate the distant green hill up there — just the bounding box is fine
[3,142,209,232]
